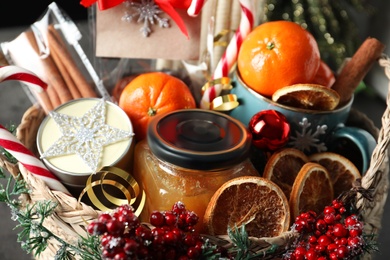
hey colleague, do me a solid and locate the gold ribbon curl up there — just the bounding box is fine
[202,77,239,111]
[78,166,145,216]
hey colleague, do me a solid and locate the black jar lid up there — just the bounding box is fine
[147,109,252,170]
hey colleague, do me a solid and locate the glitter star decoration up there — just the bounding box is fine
[40,99,134,173]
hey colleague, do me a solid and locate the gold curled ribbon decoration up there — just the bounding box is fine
[202,77,239,111]
[210,94,239,111]
[78,166,145,216]
[201,77,233,95]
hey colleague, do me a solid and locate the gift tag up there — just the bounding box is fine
[95,3,202,60]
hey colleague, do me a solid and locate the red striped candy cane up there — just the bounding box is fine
[0,65,47,92]
[187,0,206,17]
[200,0,255,109]
[0,125,69,194]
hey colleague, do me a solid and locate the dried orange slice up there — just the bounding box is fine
[309,152,361,198]
[263,148,309,199]
[271,83,340,111]
[203,176,290,238]
[289,162,333,220]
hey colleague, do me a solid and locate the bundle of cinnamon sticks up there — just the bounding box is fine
[25,24,97,113]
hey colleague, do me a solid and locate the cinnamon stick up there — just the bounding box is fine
[47,25,97,98]
[25,30,73,105]
[332,37,385,106]
[34,89,54,114]
[49,41,83,99]
[46,85,62,108]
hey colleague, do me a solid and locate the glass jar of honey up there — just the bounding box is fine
[132,109,259,233]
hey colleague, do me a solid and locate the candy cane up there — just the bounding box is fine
[0,65,47,92]
[0,125,69,194]
[200,0,255,109]
[187,0,206,17]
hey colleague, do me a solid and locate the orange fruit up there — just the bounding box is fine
[119,72,196,140]
[237,20,321,97]
[309,152,361,198]
[203,176,290,238]
[263,148,309,199]
[271,83,340,111]
[289,162,333,220]
[312,60,336,88]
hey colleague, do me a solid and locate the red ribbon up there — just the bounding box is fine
[154,0,190,39]
[80,0,124,10]
[80,0,195,38]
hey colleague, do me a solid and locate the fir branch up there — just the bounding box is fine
[0,124,18,164]
[0,169,102,259]
[227,225,251,260]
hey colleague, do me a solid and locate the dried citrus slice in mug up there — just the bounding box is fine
[263,148,309,199]
[271,83,340,111]
[289,162,334,220]
[309,152,361,198]
[203,176,290,238]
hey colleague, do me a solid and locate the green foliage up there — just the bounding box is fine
[0,169,102,259]
[263,0,374,70]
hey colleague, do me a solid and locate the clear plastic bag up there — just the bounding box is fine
[0,2,109,113]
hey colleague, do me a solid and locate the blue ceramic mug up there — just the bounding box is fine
[227,71,377,173]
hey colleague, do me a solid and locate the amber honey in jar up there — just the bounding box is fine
[132,109,259,232]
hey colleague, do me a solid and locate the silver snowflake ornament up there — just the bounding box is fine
[289,117,328,153]
[122,0,170,37]
[40,99,134,173]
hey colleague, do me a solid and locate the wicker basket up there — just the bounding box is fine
[1,1,390,257]
[0,55,388,259]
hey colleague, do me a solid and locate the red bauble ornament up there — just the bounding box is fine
[248,110,290,151]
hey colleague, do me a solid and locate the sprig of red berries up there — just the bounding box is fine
[283,199,369,260]
[87,201,230,260]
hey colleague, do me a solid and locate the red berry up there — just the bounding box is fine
[186,211,199,226]
[332,200,343,209]
[328,252,339,260]
[315,245,326,252]
[324,213,336,224]
[316,219,327,232]
[116,204,134,216]
[305,248,317,260]
[324,206,336,215]
[135,226,153,241]
[327,243,338,253]
[333,223,348,237]
[98,213,112,223]
[87,221,107,235]
[124,238,138,254]
[294,219,307,233]
[348,236,363,248]
[164,212,177,226]
[344,215,359,227]
[308,235,317,244]
[187,246,201,258]
[172,201,187,215]
[114,252,127,260]
[106,219,125,235]
[101,234,111,247]
[150,211,165,227]
[336,245,349,258]
[164,231,179,244]
[318,235,332,246]
[349,228,362,237]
